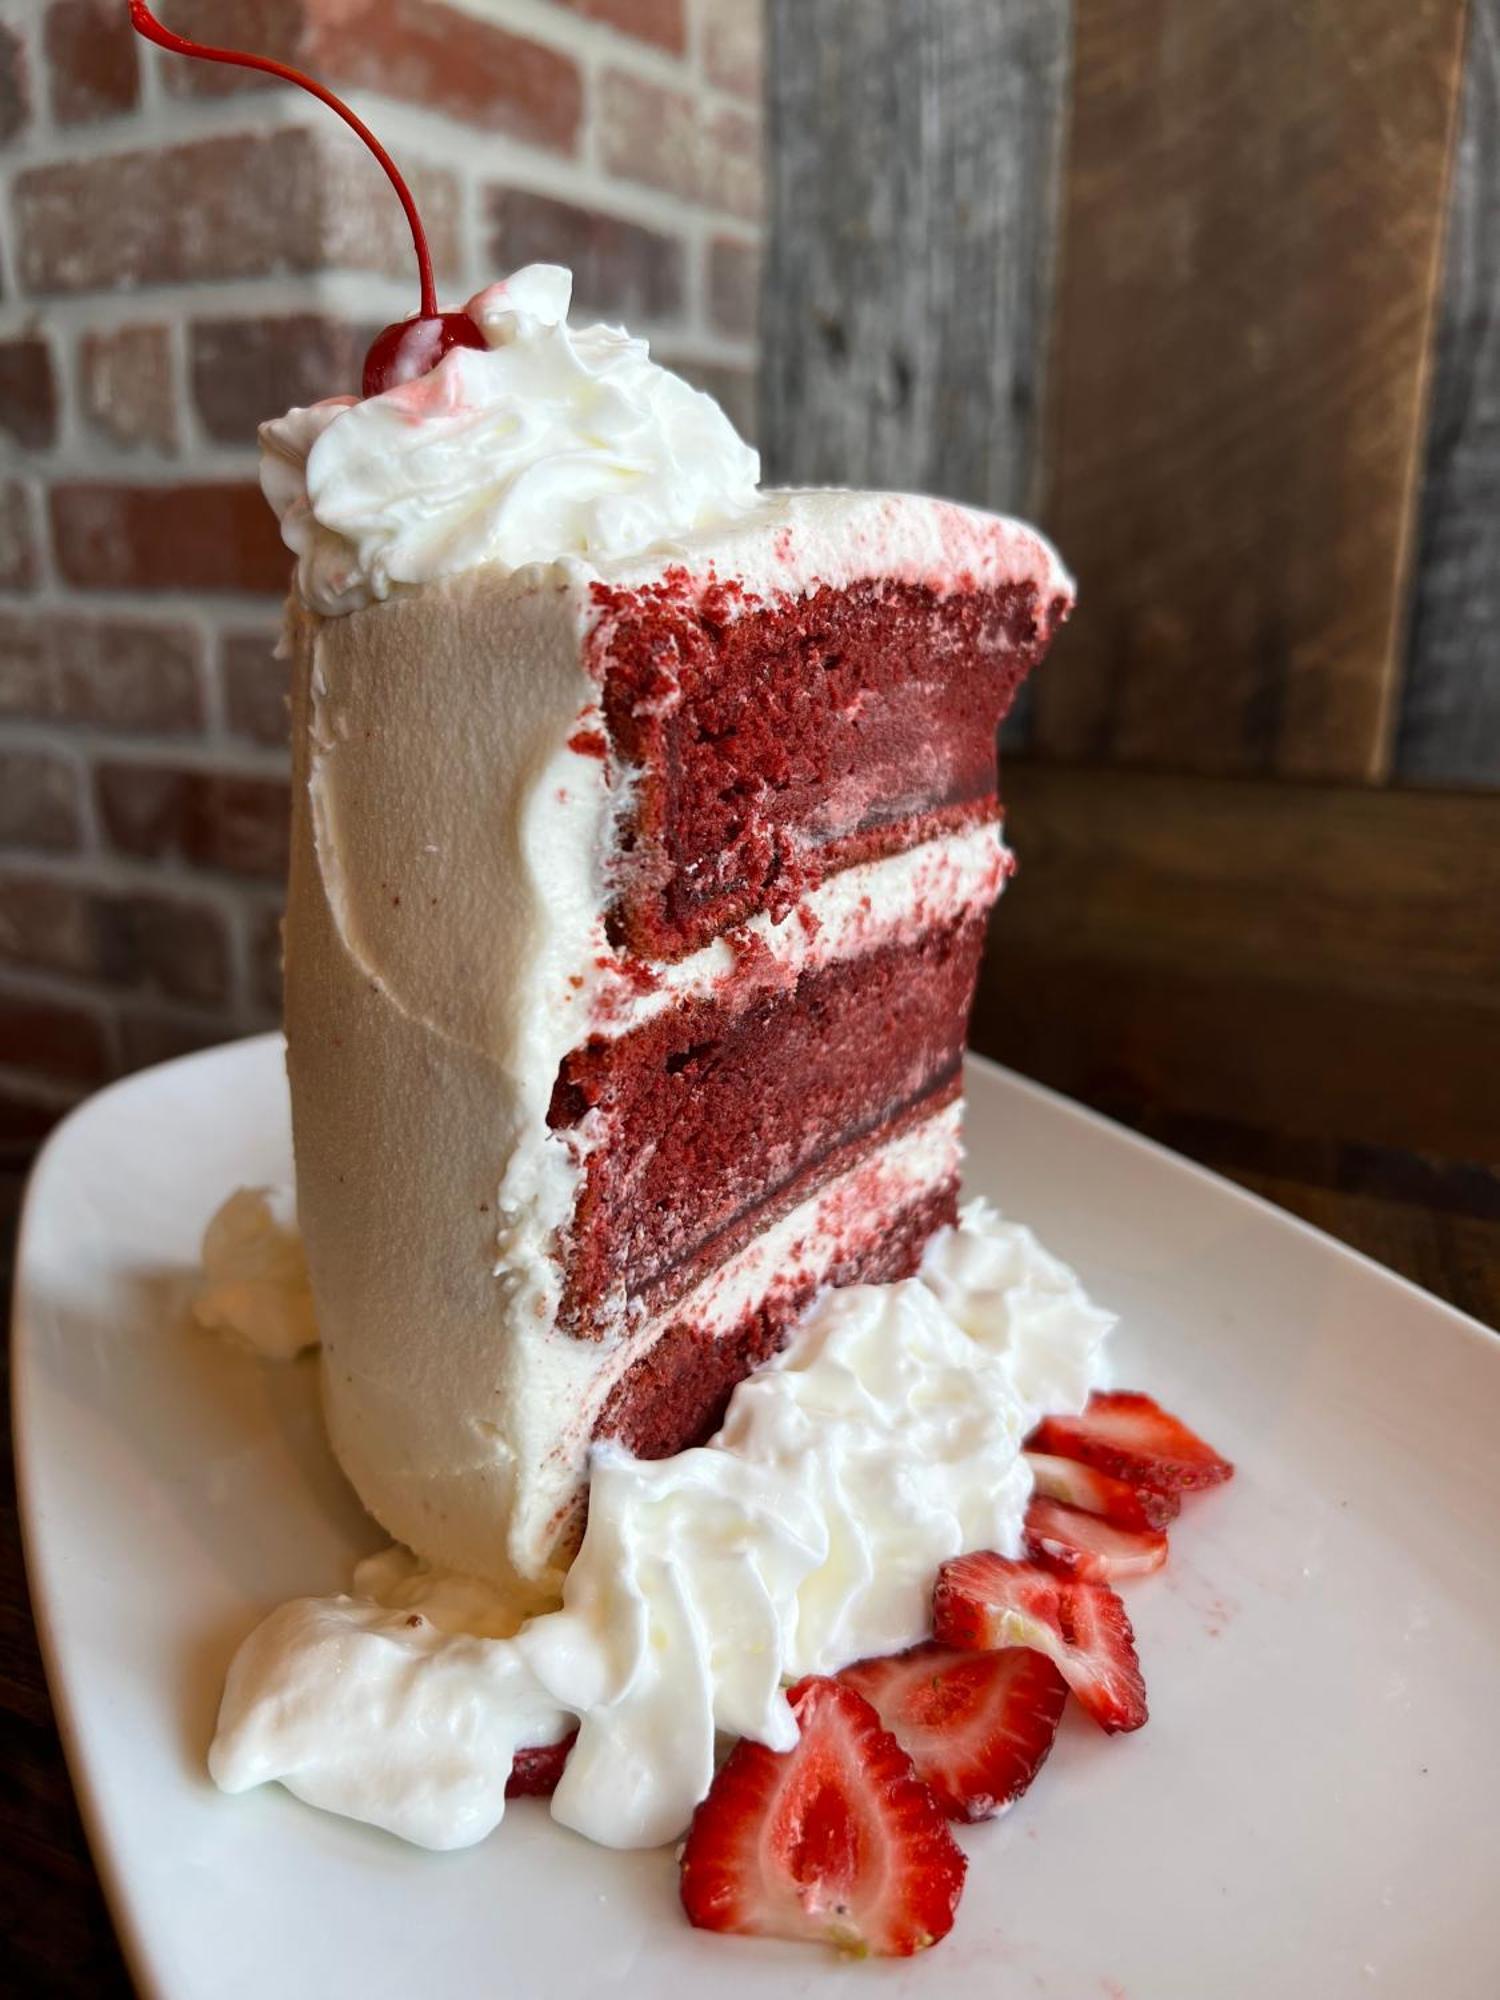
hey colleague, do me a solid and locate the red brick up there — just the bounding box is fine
[108,890,232,1005]
[50,484,289,596]
[159,0,304,96]
[191,316,364,446]
[0,24,31,144]
[0,750,81,852]
[221,631,289,749]
[14,129,460,296]
[0,482,39,592]
[655,351,756,443]
[600,71,699,204]
[249,898,285,1013]
[52,616,204,735]
[79,326,178,453]
[95,762,290,879]
[0,338,58,450]
[701,103,763,221]
[601,76,763,219]
[162,0,584,147]
[118,1008,230,1072]
[0,874,96,981]
[0,611,53,720]
[0,874,230,1003]
[313,0,581,151]
[17,133,317,295]
[701,0,762,98]
[555,0,684,50]
[46,0,139,124]
[0,990,109,1084]
[486,190,684,325]
[707,235,759,338]
[315,146,464,290]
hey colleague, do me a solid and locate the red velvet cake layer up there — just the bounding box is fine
[593,576,1062,961]
[593,1178,958,1461]
[548,912,986,1339]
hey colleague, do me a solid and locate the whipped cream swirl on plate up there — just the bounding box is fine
[259,264,762,616]
[209,1201,1112,1852]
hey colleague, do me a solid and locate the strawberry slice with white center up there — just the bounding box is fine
[932,1553,1148,1734]
[839,1641,1068,1822]
[1025,1448,1180,1530]
[679,1675,967,1957]
[1029,1390,1233,1496]
[505,1730,577,1799]
[1025,1495,1168,1583]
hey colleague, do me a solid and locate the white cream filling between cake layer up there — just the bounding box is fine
[590,814,1008,1040]
[507,1097,967,1560]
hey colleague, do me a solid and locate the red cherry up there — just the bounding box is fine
[129,3,472,401]
[362,311,488,399]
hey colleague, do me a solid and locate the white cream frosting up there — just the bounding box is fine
[192,1186,317,1361]
[260,265,762,617]
[210,1200,1112,1853]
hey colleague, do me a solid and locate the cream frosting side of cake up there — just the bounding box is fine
[286,582,989,1593]
[209,1200,1113,1853]
[274,268,1075,1597]
[285,491,1063,1596]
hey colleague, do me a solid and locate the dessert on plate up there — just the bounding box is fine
[132,2,1234,1959]
[271,265,1071,1598]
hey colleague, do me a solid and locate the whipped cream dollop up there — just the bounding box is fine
[260,264,762,616]
[192,1186,318,1361]
[210,1201,1112,1851]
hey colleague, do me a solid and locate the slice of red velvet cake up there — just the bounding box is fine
[246,254,1071,1599]
[282,487,1070,1598]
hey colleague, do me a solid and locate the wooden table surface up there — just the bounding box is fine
[3,1119,1495,1999]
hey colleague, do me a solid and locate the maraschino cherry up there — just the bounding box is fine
[127,1,486,397]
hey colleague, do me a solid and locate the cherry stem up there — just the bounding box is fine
[127,0,437,319]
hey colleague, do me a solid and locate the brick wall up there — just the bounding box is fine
[0,0,763,1137]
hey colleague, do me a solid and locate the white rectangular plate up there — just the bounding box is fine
[13,1035,1500,1998]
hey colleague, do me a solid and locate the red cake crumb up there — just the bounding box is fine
[590,576,1063,961]
[534,550,1069,1503]
[549,914,985,1340]
[594,1179,957,1459]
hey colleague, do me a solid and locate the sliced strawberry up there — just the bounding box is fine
[932,1553,1147,1734]
[506,1730,577,1798]
[839,1641,1068,1822]
[1025,1495,1168,1583]
[679,1675,966,1957]
[1030,1390,1233,1496]
[1025,1448,1180,1530]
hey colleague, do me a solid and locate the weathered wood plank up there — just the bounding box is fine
[1034,0,1468,782]
[976,765,1500,1160]
[759,0,1069,518]
[1399,0,1500,786]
